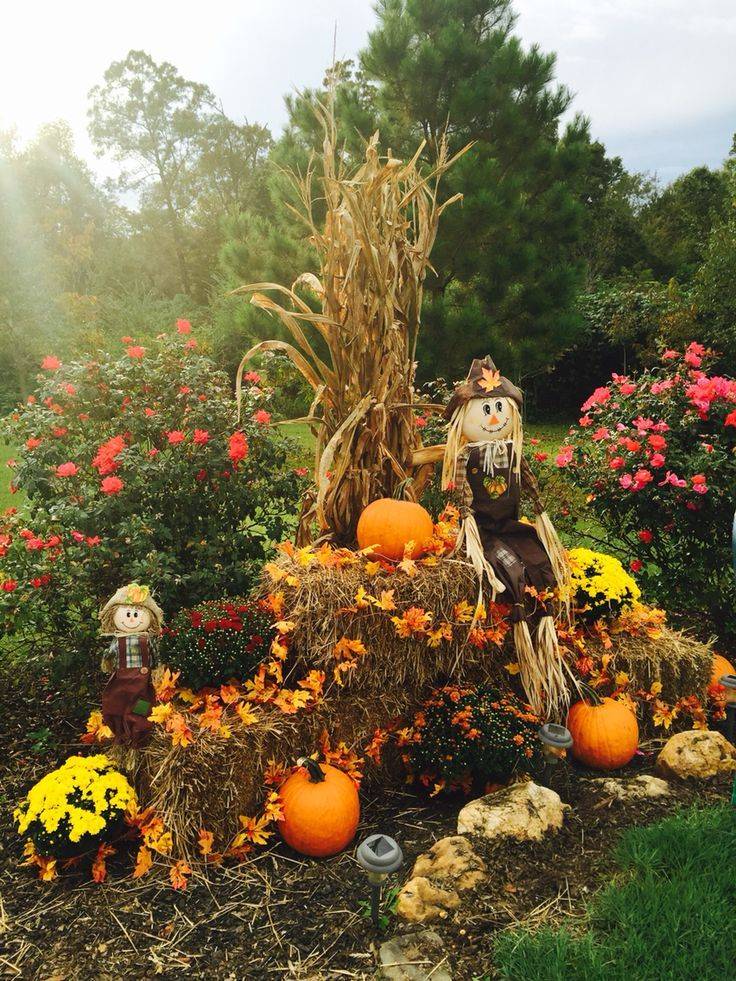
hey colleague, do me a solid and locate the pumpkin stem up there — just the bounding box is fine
[578,681,603,707]
[297,756,326,783]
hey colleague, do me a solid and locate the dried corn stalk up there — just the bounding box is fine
[234,100,468,543]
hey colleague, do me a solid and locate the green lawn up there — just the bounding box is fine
[493,804,736,980]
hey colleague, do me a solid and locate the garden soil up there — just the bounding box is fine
[0,666,731,980]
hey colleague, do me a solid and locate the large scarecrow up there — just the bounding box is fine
[99,583,163,748]
[441,357,571,715]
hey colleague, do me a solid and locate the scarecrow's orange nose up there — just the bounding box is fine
[488,414,500,425]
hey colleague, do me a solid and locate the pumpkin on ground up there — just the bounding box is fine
[710,653,736,688]
[566,696,639,770]
[277,758,360,858]
[356,499,434,561]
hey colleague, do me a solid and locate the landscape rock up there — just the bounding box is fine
[378,929,452,980]
[411,835,486,892]
[456,780,569,842]
[593,774,672,801]
[657,729,736,780]
[396,835,486,923]
[396,877,461,923]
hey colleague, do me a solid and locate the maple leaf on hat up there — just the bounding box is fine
[478,366,501,392]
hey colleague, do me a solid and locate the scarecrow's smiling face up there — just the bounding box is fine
[462,396,514,442]
[112,604,151,634]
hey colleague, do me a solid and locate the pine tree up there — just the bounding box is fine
[361,0,594,383]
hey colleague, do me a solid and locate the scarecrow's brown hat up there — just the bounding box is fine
[444,356,523,420]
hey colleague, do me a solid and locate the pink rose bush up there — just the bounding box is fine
[0,325,305,675]
[555,343,736,639]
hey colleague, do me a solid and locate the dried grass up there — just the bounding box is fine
[233,99,469,543]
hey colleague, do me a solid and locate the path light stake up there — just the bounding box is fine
[356,834,403,931]
[538,722,574,788]
[719,674,736,746]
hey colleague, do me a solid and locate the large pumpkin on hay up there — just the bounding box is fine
[567,697,639,770]
[710,653,735,688]
[356,499,434,561]
[278,758,360,858]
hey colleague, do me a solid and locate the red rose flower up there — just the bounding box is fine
[176,319,192,334]
[638,530,653,544]
[1,579,18,592]
[166,430,186,445]
[26,438,42,450]
[252,409,271,425]
[193,429,210,445]
[630,559,643,573]
[55,462,78,477]
[41,355,60,371]
[126,345,145,359]
[228,432,249,465]
[100,476,124,494]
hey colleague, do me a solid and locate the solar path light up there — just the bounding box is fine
[538,722,573,787]
[355,833,403,930]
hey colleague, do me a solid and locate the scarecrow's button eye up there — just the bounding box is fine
[483,403,492,415]
[496,401,503,412]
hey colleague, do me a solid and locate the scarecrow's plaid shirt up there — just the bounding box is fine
[108,635,148,669]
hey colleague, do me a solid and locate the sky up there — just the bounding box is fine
[1,0,735,184]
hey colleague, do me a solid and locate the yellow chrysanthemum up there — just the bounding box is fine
[568,547,640,621]
[14,755,136,853]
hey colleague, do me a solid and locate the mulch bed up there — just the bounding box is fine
[0,667,731,980]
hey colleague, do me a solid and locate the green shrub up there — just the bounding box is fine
[0,322,304,675]
[159,598,273,690]
[402,685,543,793]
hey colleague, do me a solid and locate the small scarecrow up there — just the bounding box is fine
[98,583,163,748]
[441,356,571,716]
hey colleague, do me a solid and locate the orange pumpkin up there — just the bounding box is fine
[710,653,736,688]
[356,499,434,561]
[277,758,360,858]
[566,697,639,770]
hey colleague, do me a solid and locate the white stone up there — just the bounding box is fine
[457,780,569,841]
[657,729,736,780]
[378,929,453,980]
[593,774,672,801]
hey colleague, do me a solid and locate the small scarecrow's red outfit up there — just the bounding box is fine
[101,636,156,748]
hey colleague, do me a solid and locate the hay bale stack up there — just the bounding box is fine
[123,553,713,858]
[607,625,712,703]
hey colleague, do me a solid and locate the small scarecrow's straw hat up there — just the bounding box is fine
[99,582,164,635]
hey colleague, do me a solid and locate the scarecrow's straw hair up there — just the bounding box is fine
[233,100,470,543]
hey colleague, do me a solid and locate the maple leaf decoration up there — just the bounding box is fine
[478,366,501,392]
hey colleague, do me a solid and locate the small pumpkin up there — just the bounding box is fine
[356,498,434,561]
[567,696,639,770]
[710,653,736,688]
[277,757,360,858]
